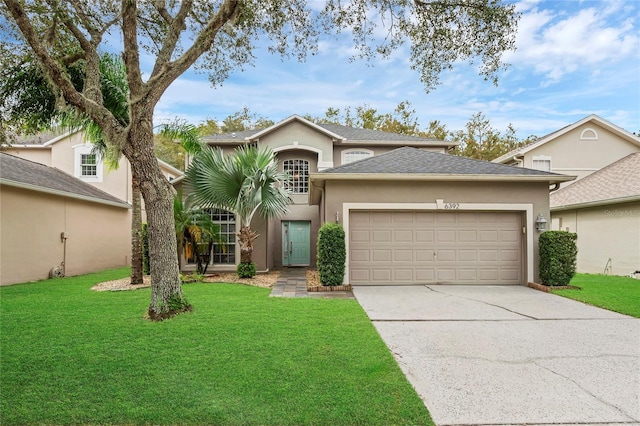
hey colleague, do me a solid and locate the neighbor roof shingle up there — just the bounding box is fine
[321,146,567,177]
[0,153,129,207]
[550,153,640,208]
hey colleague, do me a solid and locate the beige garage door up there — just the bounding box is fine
[349,211,523,285]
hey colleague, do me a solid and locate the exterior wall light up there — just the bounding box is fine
[536,213,548,232]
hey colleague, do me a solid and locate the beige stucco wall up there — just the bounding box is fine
[259,121,334,168]
[524,122,640,185]
[551,201,640,275]
[1,185,130,285]
[4,148,52,166]
[322,180,551,284]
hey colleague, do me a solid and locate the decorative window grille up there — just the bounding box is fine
[283,159,309,193]
[208,209,236,265]
[80,154,97,176]
[343,150,373,164]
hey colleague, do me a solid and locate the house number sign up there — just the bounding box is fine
[436,199,460,210]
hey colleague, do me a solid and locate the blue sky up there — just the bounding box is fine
[154,0,640,139]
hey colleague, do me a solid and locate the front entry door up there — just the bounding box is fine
[282,221,310,266]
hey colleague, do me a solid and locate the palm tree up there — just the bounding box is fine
[185,145,290,277]
[173,191,222,275]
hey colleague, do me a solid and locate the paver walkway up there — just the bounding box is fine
[269,267,354,299]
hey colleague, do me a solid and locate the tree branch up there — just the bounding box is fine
[150,0,194,79]
[121,0,145,103]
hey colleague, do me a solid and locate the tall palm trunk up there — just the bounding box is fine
[124,114,188,320]
[238,225,259,264]
[130,174,144,284]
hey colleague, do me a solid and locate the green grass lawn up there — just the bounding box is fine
[552,273,640,318]
[0,268,433,425]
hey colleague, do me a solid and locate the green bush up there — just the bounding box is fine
[539,231,578,286]
[317,222,346,286]
[237,262,256,278]
[142,223,150,275]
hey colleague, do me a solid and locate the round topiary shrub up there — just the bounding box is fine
[317,222,346,286]
[539,230,578,286]
[237,261,256,278]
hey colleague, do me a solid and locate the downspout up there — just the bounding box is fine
[549,183,561,193]
[513,156,524,167]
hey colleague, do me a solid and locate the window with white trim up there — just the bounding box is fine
[342,149,373,164]
[73,144,103,182]
[208,209,236,265]
[283,159,309,193]
[80,153,98,177]
[531,155,551,172]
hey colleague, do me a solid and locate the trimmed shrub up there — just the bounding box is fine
[142,223,150,275]
[317,222,346,286]
[539,231,578,286]
[237,262,256,278]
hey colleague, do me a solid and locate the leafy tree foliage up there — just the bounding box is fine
[196,107,274,136]
[2,0,519,318]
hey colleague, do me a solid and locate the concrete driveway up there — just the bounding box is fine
[353,285,640,426]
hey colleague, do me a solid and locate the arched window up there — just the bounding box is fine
[283,159,309,193]
[342,149,373,164]
[580,128,598,140]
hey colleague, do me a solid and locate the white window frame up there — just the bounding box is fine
[283,159,309,194]
[531,155,552,172]
[342,148,374,165]
[580,128,598,140]
[73,144,103,182]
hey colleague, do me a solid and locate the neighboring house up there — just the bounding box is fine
[0,153,131,285]
[550,153,640,276]
[176,115,572,285]
[492,115,640,187]
[5,129,184,213]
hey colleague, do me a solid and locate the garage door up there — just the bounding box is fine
[349,211,522,285]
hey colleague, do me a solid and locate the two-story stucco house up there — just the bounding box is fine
[492,114,640,187]
[176,115,572,286]
[2,129,183,285]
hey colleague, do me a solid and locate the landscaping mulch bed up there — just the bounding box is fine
[306,270,352,292]
[528,281,581,292]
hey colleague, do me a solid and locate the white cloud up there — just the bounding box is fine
[506,0,640,81]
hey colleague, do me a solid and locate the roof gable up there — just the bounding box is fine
[202,115,456,148]
[10,129,79,147]
[0,153,129,208]
[493,114,640,164]
[551,153,640,209]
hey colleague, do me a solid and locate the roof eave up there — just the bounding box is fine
[0,179,131,209]
[551,195,640,211]
[310,173,576,184]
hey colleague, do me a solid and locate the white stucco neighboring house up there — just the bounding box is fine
[550,153,640,276]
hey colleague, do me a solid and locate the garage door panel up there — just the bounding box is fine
[394,230,413,242]
[349,211,522,285]
[394,250,413,262]
[351,230,370,242]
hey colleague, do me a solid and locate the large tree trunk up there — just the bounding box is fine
[130,174,144,285]
[124,115,189,320]
[238,225,258,264]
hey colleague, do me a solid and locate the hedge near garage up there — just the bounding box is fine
[539,231,578,286]
[317,222,346,286]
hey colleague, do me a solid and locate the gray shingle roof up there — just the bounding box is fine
[12,130,69,146]
[202,115,451,146]
[551,153,640,208]
[0,153,129,207]
[321,146,567,177]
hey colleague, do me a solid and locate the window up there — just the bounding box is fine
[283,159,309,193]
[342,149,373,164]
[531,155,551,172]
[73,144,103,182]
[80,154,97,177]
[208,209,236,265]
[580,128,598,140]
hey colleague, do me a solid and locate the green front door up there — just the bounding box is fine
[282,221,310,266]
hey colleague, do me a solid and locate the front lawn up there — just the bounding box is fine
[0,268,432,425]
[552,273,640,318]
